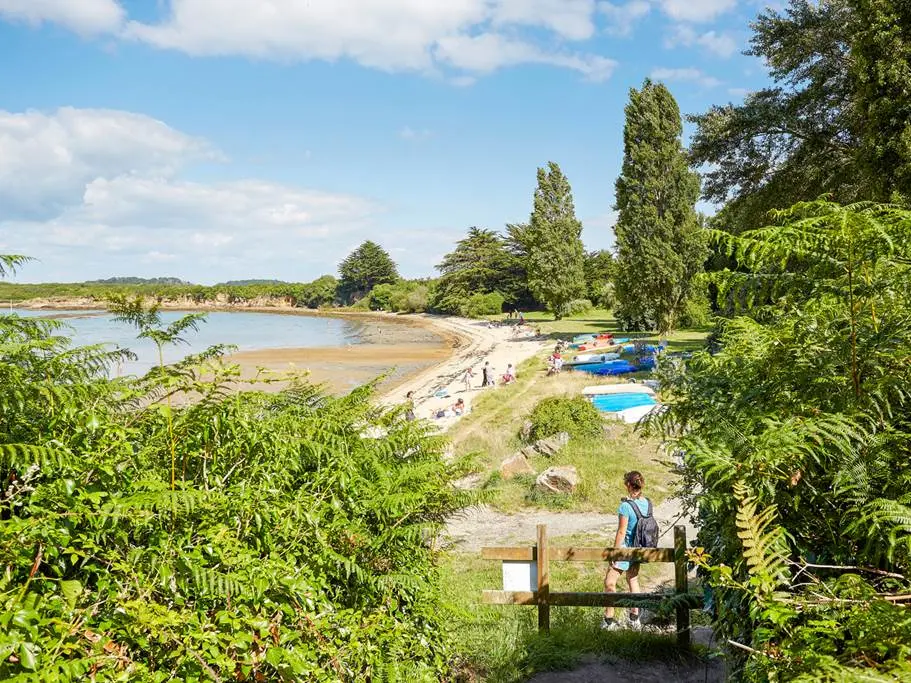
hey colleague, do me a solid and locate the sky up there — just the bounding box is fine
[0,0,775,284]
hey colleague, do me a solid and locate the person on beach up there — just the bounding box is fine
[602,471,653,631]
[462,367,474,393]
[452,398,466,416]
[404,391,416,421]
[502,364,516,384]
[481,361,492,387]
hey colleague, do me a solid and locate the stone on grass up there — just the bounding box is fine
[519,420,534,441]
[500,453,535,479]
[535,465,580,494]
[532,432,570,457]
[452,473,484,490]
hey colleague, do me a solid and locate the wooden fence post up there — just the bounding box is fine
[537,524,550,632]
[674,525,690,650]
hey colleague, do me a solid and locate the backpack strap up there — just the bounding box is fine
[643,498,653,518]
[625,498,644,520]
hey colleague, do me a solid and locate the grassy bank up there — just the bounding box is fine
[450,358,672,513]
[444,309,714,681]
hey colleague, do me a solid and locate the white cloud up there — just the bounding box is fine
[491,0,597,41]
[666,26,738,57]
[0,0,124,34]
[0,0,617,82]
[119,0,614,81]
[658,0,736,22]
[650,66,722,88]
[0,107,216,220]
[398,126,432,141]
[0,107,384,282]
[435,33,617,81]
[598,0,650,37]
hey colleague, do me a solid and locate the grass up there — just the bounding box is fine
[444,308,713,680]
[442,539,708,682]
[517,308,711,354]
[450,352,673,513]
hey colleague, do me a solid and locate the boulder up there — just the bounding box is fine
[532,432,570,457]
[500,453,536,479]
[535,466,580,494]
[519,419,534,441]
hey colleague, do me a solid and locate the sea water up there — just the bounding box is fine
[6,309,364,376]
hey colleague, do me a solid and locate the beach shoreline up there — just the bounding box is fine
[10,301,549,413]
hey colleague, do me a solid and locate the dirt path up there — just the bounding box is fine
[525,651,725,683]
[443,499,694,552]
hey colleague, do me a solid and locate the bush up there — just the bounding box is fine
[527,396,602,442]
[367,281,431,313]
[0,297,465,680]
[679,283,712,328]
[460,291,505,318]
[562,298,594,317]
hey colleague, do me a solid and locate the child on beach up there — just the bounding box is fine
[462,367,474,392]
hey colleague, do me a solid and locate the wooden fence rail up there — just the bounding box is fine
[480,523,697,649]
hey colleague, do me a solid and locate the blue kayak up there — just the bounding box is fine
[591,392,657,412]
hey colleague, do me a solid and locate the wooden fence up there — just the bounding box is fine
[480,524,697,649]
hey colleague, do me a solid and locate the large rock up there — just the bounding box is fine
[519,420,534,441]
[500,453,536,479]
[532,432,570,457]
[535,466,580,494]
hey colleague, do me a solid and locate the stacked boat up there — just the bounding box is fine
[583,383,662,424]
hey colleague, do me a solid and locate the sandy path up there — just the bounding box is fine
[442,499,694,553]
[381,317,549,429]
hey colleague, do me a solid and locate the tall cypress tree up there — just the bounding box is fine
[524,162,586,319]
[613,80,707,333]
[337,240,399,304]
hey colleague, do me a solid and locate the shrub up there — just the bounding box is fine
[0,293,465,680]
[679,282,712,328]
[562,298,593,317]
[460,291,505,318]
[527,396,602,442]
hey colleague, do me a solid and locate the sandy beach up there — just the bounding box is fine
[228,313,550,425]
[380,316,549,429]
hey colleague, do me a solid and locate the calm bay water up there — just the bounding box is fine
[9,309,365,375]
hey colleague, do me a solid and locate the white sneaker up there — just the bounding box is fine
[600,617,621,631]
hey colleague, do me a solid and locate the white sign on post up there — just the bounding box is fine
[502,560,537,592]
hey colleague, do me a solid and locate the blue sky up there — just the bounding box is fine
[0,0,773,284]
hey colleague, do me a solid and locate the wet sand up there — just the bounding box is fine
[228,342,456,394]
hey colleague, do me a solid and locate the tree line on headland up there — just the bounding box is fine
[2,0,911,680]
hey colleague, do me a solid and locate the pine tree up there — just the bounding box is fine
[613,80,707,333]
[337,241,399,304]
[524,162,585,319]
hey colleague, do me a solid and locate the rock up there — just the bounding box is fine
[532,432,570,457]
[452,473,484,490]
[519,420,534,441]
[535,466,580,494]
[500,453,536,479]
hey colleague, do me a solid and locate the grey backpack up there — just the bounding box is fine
[627,498,659,548]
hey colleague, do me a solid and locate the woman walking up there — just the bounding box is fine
[602,471,652,630]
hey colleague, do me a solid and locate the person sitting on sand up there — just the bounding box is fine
[502,364,516,384]
[452,398,466,416]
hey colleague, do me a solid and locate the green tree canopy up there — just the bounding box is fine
[337,240,399,304]
[650,201,911,679]
[583,249,615,307]
[522,162,586,319]
[689,0,911,234]
[613,79,707,333]
[431,227,526,313]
